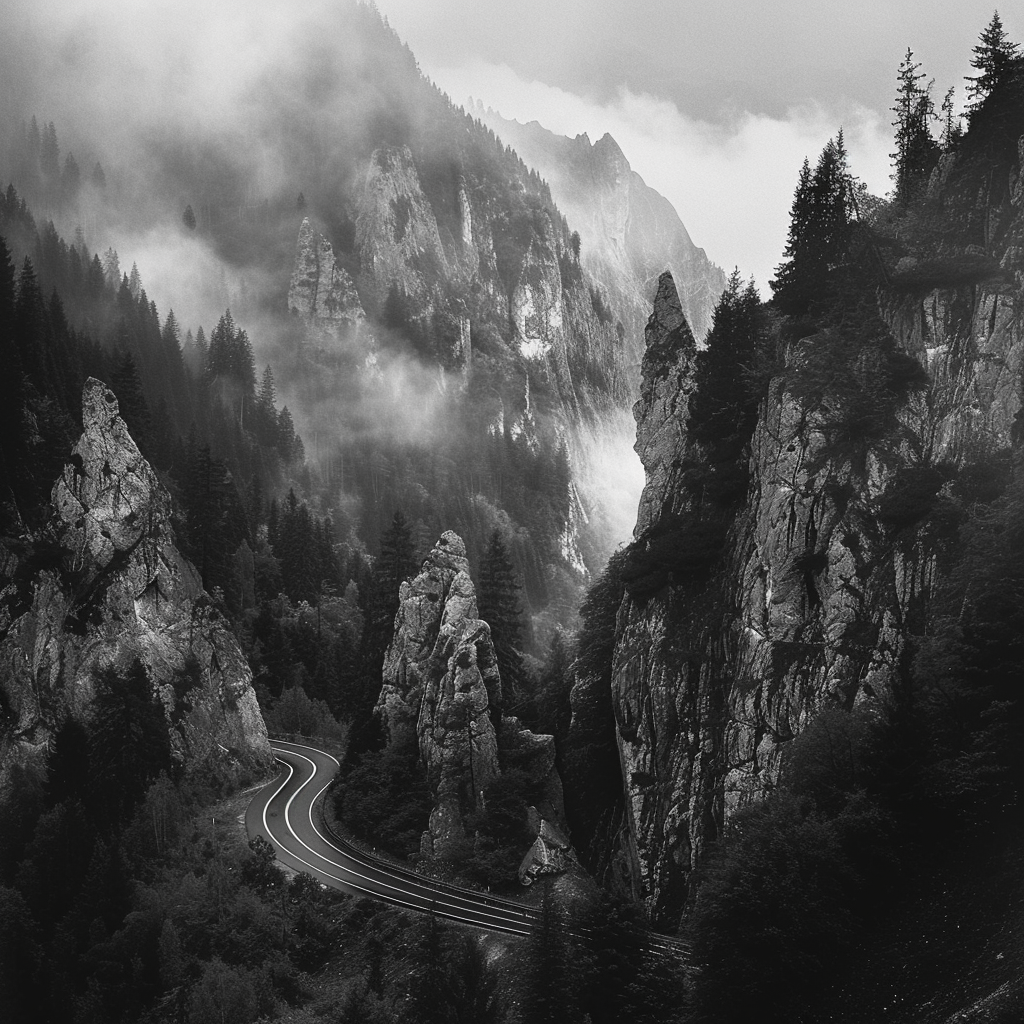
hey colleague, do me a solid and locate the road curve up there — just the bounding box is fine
[247,740,693,961]
[246,740,538,937]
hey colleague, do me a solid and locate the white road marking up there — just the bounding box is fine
[256,744,532,935]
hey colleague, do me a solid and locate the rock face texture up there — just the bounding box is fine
[377,532,565,859]
[631,274,700,535]
[473,103,726,349]
[0,379,274,786]
[289,218,370,351]
[605,135,1024,930]
[518,812,576,885]
[286,128,657,563]
[357,146,454,311]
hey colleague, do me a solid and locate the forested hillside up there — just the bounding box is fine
[3,3,1024,1024]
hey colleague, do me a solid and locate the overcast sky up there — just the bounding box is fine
[1,1,1016,292]
[374,0,1017,288]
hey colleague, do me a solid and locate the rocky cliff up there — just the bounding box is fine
[285,127,648,570]
[473,103,727,350]
[377,531,565,860]
[606,131,1024,929]
[289,217,369,351]
[290,140,626,406]
[0,379,274,787]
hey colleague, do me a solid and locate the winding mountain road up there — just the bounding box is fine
[246,740,538,936]
[247,740,692,961]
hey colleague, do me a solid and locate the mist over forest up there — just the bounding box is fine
[2,3,1024,1023]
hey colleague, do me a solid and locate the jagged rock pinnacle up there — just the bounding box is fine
[0,378,273,786]
[632,272,698,537]
[377,531,568,864]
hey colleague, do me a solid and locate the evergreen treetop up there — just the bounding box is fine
[478,529,527,707]
[890,48,939,204]
[966,11,1022,110]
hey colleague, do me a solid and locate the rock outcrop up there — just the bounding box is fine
[606,133,1024,930]
[518,811,576,885]
[0,379,274,786]
[378,531,501,855]
[631,273,700,535]
[377,531,566,862]
[289,218,370,351]
[357,145,454,310]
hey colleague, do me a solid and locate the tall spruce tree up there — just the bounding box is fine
[355,511,417,728]
[0,237,27,527]
[688,269,766,494]
[478,529,527,711]
[110,352,154,457]
[966,12,1022,112]
[771,134,852,314]
[891,49,939,204]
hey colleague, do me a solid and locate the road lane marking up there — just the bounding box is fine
[259,741,692,959]
[273,740,541,920]
[274,749,532,933]
[255,750,531,936]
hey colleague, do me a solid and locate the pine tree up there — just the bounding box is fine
[478,529,527,710]
[60,153,81,206]
[110,352,154,457]
[966,12,1022,111]
[208,309,256,426]
[688,271,766,504]
[182,438,243,594]
[891,49,938,204]
[256,366,279,445]
[127,262,142,299]
[771,134,852,313]
[520,880,582,1024]
[771,158,813,306]
[940,86,963,150]
[356,511,417,727]
[101,247,120,291]
[88,660,172,828]
[161,309,190,428]
[0,237,27,527]
[39,122,60,190]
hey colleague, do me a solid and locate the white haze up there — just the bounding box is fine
[424,62,894,291]
[1,0,974,554]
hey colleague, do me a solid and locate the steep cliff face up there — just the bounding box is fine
[0,379,274,786]
[608,275,715,924]
[285,123,647,570]
[377,531,564,858]
[608,132,1024,929]
[289,217,369,351]
[473,103,727,349]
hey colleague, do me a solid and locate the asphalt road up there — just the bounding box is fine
[246,740,539,937]
[247,739,693,962]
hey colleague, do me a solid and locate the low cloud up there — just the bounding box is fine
[430,61,894,291]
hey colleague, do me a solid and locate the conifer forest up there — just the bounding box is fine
[2,3,1024,1022]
